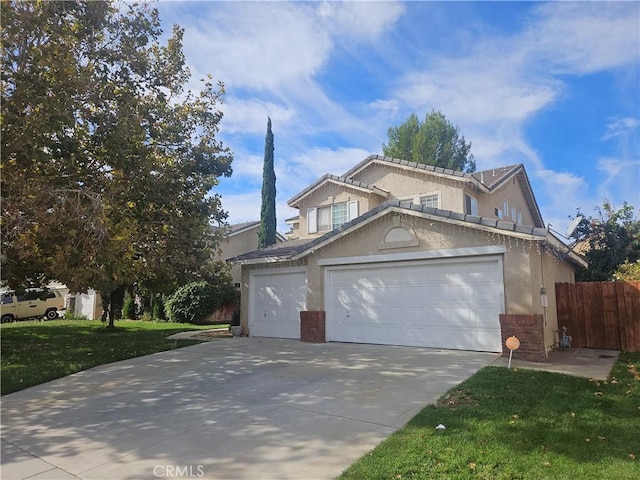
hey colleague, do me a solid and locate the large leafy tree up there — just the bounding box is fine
[1,1,233,326]
[571,201,640,281]
[258,117,276,248]
[383,110,476,172]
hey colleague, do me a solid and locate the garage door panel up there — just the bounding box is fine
[327,257,504,352]
[474,285,502,306]
[476,328,502,351]
[250,270,306,339]
[450,307,475,327]
[449,285,475,304]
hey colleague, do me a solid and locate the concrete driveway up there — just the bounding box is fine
[1,338,498,480]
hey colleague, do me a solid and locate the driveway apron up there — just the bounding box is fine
[1,338,498,480]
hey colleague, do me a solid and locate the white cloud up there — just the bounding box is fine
[228,153,263,180]
[391,60,560,172]
[157,3,330,91]
[219,191,261,224]
[161,1,403,93]
[524,2,640,75]
[220,98,296,135]
[532,168,590,232]
[317,1,405,39]
[285,147,371,180]
[596,158,640,208]
[601,117,640,141]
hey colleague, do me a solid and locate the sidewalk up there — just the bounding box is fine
[491,347,619,380]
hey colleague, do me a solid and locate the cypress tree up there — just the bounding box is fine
[258,117,277,247]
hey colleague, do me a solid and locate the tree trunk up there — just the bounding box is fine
[107,285,126,329]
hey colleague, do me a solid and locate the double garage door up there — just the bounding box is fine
[249,257,504,352]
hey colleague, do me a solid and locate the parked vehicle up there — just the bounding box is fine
[0,288,66,323]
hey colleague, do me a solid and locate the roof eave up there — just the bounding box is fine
[345,155,476,187]
[287,174,389,209]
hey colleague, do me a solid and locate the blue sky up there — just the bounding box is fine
[156,1,639,236]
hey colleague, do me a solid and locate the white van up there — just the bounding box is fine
[0,288,66,323]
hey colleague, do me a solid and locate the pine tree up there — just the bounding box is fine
[258,117,277,247]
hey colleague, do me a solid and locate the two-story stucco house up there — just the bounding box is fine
[231,154,585,359]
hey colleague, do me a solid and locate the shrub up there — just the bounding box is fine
[165,281,235,324]
[122,294,136,320]
[63,311,89,321]
[152,297,165,321]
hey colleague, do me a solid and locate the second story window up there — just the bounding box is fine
[332,203,348,228]
[420,194,439,208]
[308,201,358,234]
[464,194,478,216]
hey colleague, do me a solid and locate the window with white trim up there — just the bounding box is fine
[307,201,358,234]
[420,194,440,208]
[332,202,348,228]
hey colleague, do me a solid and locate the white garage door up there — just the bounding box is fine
[249,268,306,339]
[326,257,503,352]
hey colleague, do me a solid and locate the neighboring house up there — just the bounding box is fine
[215,221,286,287]
[230,154,586,359]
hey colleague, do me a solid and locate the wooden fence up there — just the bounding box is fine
[555,282,640,351]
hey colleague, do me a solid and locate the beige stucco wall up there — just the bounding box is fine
[220,225,287,286]
[350,164,465,211]
[527,245,576,351]
[220,227,259,285]
[296,182,381,238]
[478,177,536,226]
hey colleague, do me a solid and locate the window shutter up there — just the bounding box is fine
[307,207,318,234]
[347,201,359,221]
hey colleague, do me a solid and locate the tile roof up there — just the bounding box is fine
[343,154,476,181]
[211,221,259,236]
[229,199,549,263]
[288,173,389,207]
[472,165,522,189]
[344,156,544,226]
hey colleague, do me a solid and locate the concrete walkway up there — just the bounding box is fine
[1,338,498,480]
[491,347,619,380]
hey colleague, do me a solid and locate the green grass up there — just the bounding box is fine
[340,352,640,480]
[1,320,224,395]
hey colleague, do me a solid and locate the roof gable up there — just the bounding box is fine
[344,154,473,184]
[346,155,544,228]
[286,154,545,228]
[213,221,286,242]
[287,173,388,208]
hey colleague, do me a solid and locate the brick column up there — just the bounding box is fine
[300,311,326,343]
[499,314,546,362]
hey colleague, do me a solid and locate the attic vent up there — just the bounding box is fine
[379,226,419,250]
[385,227,413,243]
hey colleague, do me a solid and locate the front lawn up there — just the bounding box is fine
[340,352,640,480]
[0,320,222,395]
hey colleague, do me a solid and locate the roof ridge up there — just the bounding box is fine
[344,154,475,180]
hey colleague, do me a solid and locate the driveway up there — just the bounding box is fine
[1,338,498,480]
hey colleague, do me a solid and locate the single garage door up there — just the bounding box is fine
[249,268,306,339]
[326,257,503,352]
